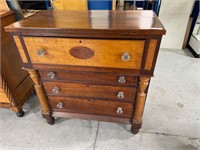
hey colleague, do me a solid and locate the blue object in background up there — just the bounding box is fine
[136,0,160,16]
[88,0,112,10]
[45,0,52,10]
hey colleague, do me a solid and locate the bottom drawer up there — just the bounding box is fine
[49,96,133,118]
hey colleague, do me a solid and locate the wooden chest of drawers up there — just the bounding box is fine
[0,10,33,116]
[5,10,166,134]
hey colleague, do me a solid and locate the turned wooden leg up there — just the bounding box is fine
[131,77,150,134]
[25,69,54,125]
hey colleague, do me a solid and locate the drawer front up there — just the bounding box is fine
[39,70,138,86]
[24,37,145,69]
[49,96,133,118]
[43,82,136,102]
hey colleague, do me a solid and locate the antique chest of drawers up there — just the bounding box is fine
[5,10,166,134]
[0,10,33,116]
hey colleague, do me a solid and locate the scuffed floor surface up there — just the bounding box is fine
[0,49,200,150]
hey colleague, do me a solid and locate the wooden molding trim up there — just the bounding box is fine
[13,36,29,63]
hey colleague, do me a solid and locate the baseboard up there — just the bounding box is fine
[187,44,200,58]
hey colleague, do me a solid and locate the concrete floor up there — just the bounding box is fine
[0,49,200,150]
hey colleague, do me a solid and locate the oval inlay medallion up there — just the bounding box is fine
[70,46,94,59]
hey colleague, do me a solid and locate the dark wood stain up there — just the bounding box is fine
[43,81,136,102]
[5,10,166,38]
[53,111,131,124]
[70,46,94,59]
[49,96,133,118]
[39,70,138,87]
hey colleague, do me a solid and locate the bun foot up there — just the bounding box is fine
[131,123,142,134]
[46,116,55,125]
[42,114,55,125]
[16,110,25,117]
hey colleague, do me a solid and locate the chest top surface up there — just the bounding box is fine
[5,10,166,37]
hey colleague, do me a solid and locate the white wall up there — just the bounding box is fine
[159,0,194,49]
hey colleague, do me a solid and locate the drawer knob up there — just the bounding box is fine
[37,49,46,56]
[56,102,63,109]
[118,76,126,83]
[48,72,55,79]
[117,91,124,99]
[121,52,130,62]
[116,107,123,114]
[52,87,60,94]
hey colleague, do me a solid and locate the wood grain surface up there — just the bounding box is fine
[43,81,136,102]
[49,96,133,118]
[0,89,10,103]
[13,36,28,63]
[52,0,88,10]
[5,10,166,37]
[0,1,9,11]
[24,37,145,69]
[39,70,138,86]
[1,12,15,38]
[144,39,158,70]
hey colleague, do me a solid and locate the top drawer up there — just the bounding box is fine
[23,37,145,69]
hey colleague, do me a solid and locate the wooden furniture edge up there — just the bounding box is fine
[131,76,150,134]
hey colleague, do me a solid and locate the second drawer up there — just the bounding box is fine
[39,70,138,86]
[43,82,136,102]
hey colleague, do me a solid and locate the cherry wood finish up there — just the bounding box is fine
[0,11,33,116]
[53,112,131,124]
[43,82,136,102]
[49,96,133,118]
[6,10,166,134]
[39,70,138,86]
[5,10,166,37]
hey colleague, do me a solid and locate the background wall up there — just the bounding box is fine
[159,0,194,49]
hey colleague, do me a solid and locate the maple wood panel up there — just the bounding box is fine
[0,1,9,10]
[52,0,88,10]
[0,89,10,103]
[24,37,145,69]
[144,39,158,70]
[13,36,28,63]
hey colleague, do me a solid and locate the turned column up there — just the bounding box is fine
[25,68,54,125]
[131,77,150,134]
